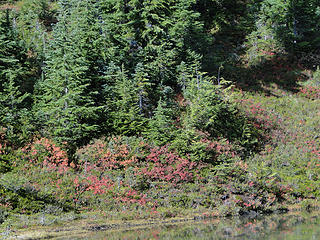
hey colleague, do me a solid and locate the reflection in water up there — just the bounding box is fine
[61,212,320,240]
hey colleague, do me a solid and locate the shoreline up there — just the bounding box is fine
[8,202,320,239]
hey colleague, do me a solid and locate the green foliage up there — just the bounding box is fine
[245,0,320,60]
[0,10,34,146]
[1,0,320,222]
[0,206,8,224]
[33,0,104,149]
[13,0,51,66]
[287,0,320,51]
[108,64,147,136]
[169,128,210,162]
[312,67,320,86]
[0,173,63,214]
[144,98,177,146]
[99,0,206,86]
[183,76,258,151]
[0,129,13,174]
[0,153,14,174]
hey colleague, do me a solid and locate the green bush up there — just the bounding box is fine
[0,206,9,224]
[0,172,71,215]
[183,79,259,155]
[312,67,320,86]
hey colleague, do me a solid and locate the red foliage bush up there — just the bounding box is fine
[298,86,320,100]
[73,137,201,204]
[76,137,138,172]
[200,138,236,159]
[21,138,69,173]
[238,99,282,133]
[139,146,197,184]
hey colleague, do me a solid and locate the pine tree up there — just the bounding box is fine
[16,0,50,56]
[144,98,176,146]
[109,64,147,136]
[246,0,320,53]
[0,10,33,146]
[132,62,151,115]
[33,0,103,150]
[99,0,206,89]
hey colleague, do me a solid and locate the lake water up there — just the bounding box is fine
[57,211,320,239]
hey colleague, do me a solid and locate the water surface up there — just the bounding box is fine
[58,211,320,240]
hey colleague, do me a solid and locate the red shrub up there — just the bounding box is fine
[21,138,69,173]
[76,137,138,172]
[200,138,236,159]
[298,86,320,100]
[238,99,282,132]
[139,146,197,184]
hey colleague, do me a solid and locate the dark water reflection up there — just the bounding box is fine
[68,211,320,240]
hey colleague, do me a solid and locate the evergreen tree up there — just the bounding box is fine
[246,0,320,54]
[109,64,147,136]
[287,0,320,52]
[132,62,151,115]
[144,98,176,146]
[17,0,51,55]
[99,0,207,89]
[33,0,103,150]
[0,10,33,146]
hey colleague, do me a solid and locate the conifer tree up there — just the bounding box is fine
[99,0,206,88]
[144,98,176,146]
[0,10,33,145]
[33,0,103,150]
[132,62,151,115]
[109,64,147,136]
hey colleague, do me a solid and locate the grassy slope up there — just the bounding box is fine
[246,91,320,199]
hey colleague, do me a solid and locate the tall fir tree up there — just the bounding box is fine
[0,10,33,146]
[108,64,147,136]
[99,0,207,90]
[33,0,104,151]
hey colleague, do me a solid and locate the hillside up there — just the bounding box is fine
[0,0,319,235]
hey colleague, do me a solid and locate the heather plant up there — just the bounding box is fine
[0,206,8,224]
[300,66,320,88]
[242,92,320,199]
[313,67,320,85]
[204,160,292,215]
[0,172,64,215]
[237,98,282,137]
[76,137,198,183]
[137,145,198,184]
[296,68,320,99]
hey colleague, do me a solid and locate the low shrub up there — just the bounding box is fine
[298,86,320,100]
[0,176,61,214]
[21,138,70,172]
